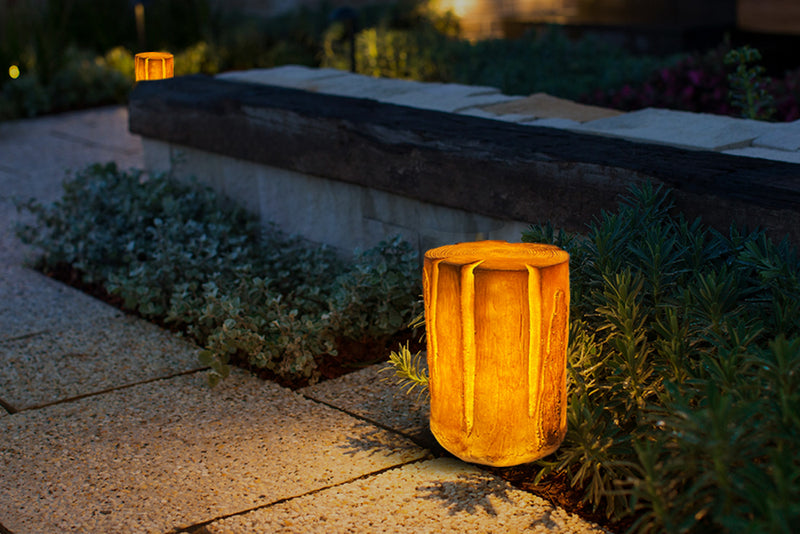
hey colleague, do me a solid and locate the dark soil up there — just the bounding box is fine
[44,263,635,533]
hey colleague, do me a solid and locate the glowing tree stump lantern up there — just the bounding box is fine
[423,241,569,467]
[134,52,174,82]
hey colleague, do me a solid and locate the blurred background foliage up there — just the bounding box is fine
[1,0,799,120]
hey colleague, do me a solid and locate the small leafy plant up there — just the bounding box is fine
[724,45,776,120]
[17,162,421,387]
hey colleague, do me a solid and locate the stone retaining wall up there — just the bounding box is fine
[129,66,800,256]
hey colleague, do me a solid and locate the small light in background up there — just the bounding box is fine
[8,65,20,79]
[134,52,174,82]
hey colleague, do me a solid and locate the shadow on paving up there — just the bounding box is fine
[335,422,557,528]
[417,473,562,531]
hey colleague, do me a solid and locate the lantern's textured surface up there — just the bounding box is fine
[134,52,174,81]
[423,240,569,467]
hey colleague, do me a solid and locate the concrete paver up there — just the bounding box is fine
[0,371,427,533]
[480,93,623,122]
[573,107,774,151]
[0,265,120,341]
[302,73,429,99]
[218,65,349,88]
[300,364,432,449]
[752,119,800,151]
[0,107,143,204]
[202,457,606,534]
[457,107,537,123]
[383,83,522,113]
[0,314,203,410]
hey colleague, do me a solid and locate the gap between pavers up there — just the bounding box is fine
[0,370,428,534]
[297,365,609,533]
[194,457,608,534]
[0,265,121,342]
[0,312,205,410]
[300,364,431,449]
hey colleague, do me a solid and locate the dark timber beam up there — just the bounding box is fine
[129,74,800,244]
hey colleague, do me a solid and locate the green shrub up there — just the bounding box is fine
[328,235,422,342]
[529,185,799,530]
[322,23,672,100]
[17,162,421,387]
[388,184,800,531]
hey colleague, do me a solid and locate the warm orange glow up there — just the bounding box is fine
[423,240,569,467]
[8,65,19,79]
[431,0,475,18]
[134,52,174,82]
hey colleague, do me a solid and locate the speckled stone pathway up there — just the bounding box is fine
[0,106,607,533]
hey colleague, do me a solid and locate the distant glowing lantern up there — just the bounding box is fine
[423,240,569,467]
[134,52,174,82]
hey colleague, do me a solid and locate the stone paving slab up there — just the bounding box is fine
[221,67,428,101]
[0,371,428,534]
[457,107,537,123]
[300,364,432,449]
[0,314,203,410]
[44,106,144,155]
[0,265,120,342]
[200,457,607,534]
[383,84,522,113]
[0,107,143,197]
[302,73,429,99]
[218,65,349,88]
[573,107,774,151]
[752,119,800,151]
[480,93,623,123]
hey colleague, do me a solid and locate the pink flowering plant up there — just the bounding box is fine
[583,43,800,122]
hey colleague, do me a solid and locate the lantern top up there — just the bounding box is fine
[136,51,173,60]
[425,240,568,270]
[134,52,174,82]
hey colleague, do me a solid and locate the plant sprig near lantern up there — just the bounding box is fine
[134,52,174,82]
[423,240,569,467]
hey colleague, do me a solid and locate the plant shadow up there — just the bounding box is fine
[337,422,423,458]
[416,472,515,516]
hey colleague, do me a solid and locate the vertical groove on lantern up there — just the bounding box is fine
[526,265,543,420]
[460,260,482,434]
[541,288,568,445]
[426,259,442,387]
